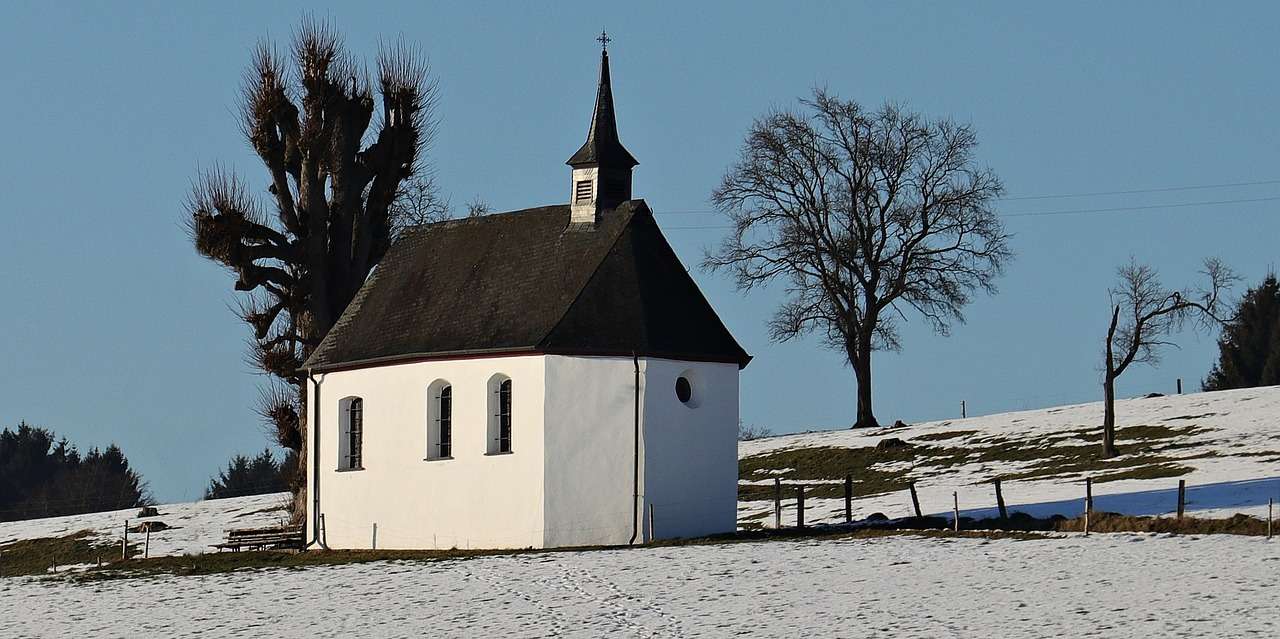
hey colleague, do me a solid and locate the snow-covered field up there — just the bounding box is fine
[4,388,1276,561]
[0,492,290,559]
[3,532,1278,637]
[740,386,1280,527]
[3,388,1280,637]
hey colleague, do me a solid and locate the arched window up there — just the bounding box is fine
[338,397,364,470]
[486,375,512,454]
[426,381,452,460]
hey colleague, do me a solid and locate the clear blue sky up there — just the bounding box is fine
[1,2,1277,501]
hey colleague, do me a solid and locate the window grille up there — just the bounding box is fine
[347,397,363,469]
[497,379,512,453]
[437,386,452,458]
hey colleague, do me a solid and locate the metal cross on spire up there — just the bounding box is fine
[597,29,611,52]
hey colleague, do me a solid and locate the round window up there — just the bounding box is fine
[675,376,693,403]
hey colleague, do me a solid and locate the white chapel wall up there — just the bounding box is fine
[641,358,740,540]
[541,355,641,547]
[308,354,546,550]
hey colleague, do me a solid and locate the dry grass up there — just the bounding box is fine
[0,531,133,577]
[738,422,1215,491]
[15,510,1272,582]
[1055,512,1275,536]
[738,445,915,500]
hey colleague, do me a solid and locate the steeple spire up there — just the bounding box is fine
[567,47,638,169]
[568,36,638,224]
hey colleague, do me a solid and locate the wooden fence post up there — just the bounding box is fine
[144,526,151,559]
[1084,478,1091,536]
[372,522,378,550]
[1268,498,1273,540]
[844,475,852,524]
[648,503,656,541]
[1176,378,1183,394]
[952,492,960,532]
[796,485,805,529]
[122,520,129,560]
[909,482,922,519]
[994,479,1008,519]
[773,478,781,530]
[1177,480,1186,518]
[961,400,966,419]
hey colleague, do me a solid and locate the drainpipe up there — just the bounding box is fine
[306,369,329,549]
[629,352,641,545]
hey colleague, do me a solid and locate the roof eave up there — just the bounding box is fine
[306,345,750,374]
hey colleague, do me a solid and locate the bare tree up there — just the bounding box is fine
[737,421,775,442]
[707,90,1010,428]
[464,196,492,218]
[184,18,439,516]
[1101,258,1235,457]
[390,173,451,238]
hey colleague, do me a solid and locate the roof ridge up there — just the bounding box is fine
[402,203,570,234]
[536,201,645,350]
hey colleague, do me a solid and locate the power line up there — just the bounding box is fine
[999,178,1280,201]
[652,177,1280,220]
[657,195,1280,230]
[1003,195,1280,218]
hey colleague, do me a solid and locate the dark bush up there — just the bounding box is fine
[204,449,293,500]
[0,422,151,522]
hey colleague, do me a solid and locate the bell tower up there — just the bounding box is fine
[567,32,638,225]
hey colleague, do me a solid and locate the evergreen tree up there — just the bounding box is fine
[0,422,151,522]
[1204,274,1280,390]
[204,449,292,500]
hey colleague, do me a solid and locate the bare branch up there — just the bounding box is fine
[704,89,1009,427]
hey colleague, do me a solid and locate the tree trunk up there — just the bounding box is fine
[1102,304,1121,459]
[1101,374,1119,458]
[852,345,879,429]
[289,381,307,525]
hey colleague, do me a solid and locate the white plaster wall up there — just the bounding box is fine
[306,355,545,550]
[641,359,740,540]
[542,355,643,547]
[305,353,739,550]
[542,356,740,547]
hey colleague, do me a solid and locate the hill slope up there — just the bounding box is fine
[739,386,1280,527]
[2,387,1277,563]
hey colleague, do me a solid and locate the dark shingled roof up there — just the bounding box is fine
[304,200,750,371]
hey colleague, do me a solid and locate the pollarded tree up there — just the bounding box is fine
[184,19,441,514]
[1101,258,1235,458]
[707,90,1011,428]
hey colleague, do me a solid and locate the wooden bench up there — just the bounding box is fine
[212,525,304,552]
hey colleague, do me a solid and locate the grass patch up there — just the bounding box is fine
[1115,423,1208,442]
[740,422,1216,487]
[738,445,916,499]
[1093,462,1192,483]
[910,430,978,442]
[0,531,132,577]
[37,510,1269,582]
[1055,512,1273,535]
[70,526,1050,581]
